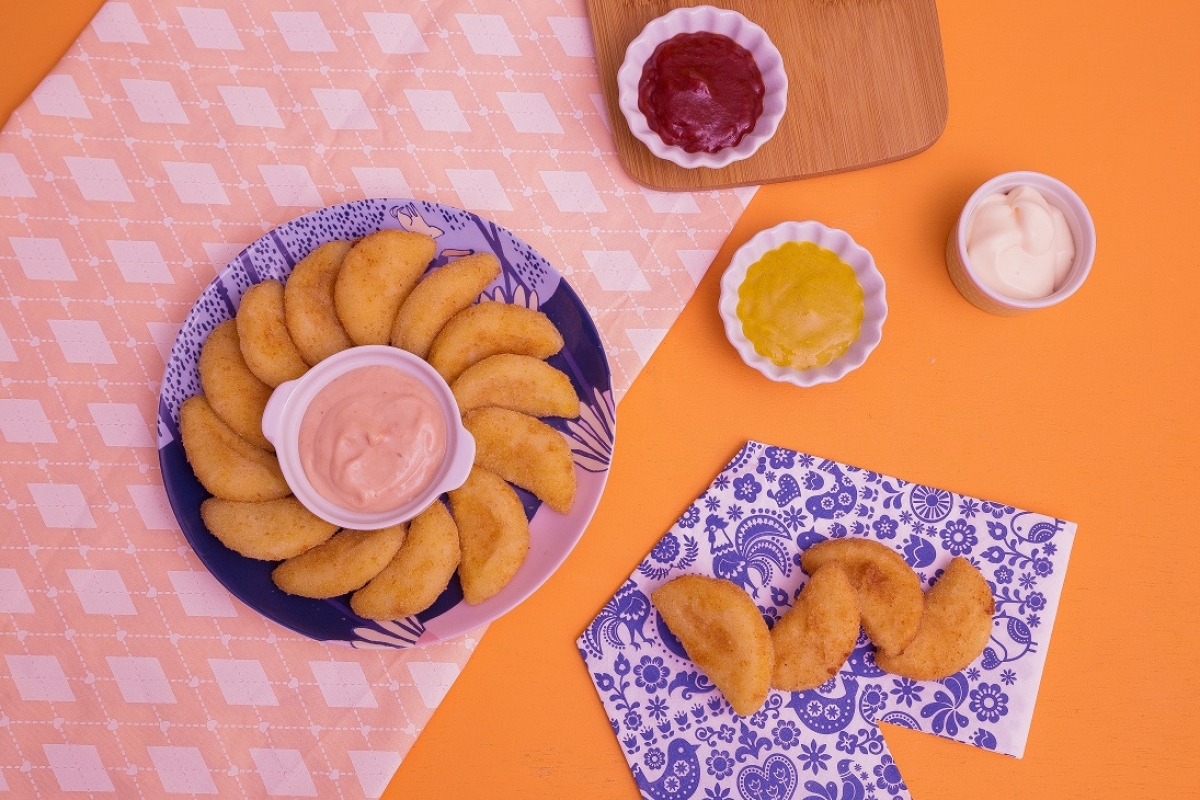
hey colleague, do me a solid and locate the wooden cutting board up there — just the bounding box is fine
[586,0,949,191]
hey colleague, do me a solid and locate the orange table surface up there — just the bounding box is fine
[5,3,1198,799]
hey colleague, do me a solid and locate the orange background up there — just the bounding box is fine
[4,2,1198,798]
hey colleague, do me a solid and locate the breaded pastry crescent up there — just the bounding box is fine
[334,229,436,345]
[351,501,460,619]
[875,557,995,681]
[801,538,923,657]
[271,524,406,599]
[236,280,309,387]
[452,354,579,418]
[449,467,530,605]
[284,240,355,365]
[179,395,289,502]
[200,496,338,560]
[198,319,274,451]
[463,407,576,513]
[771,563,861,691]
[653,575,773,716]
[427,301,564,384]
[391,252,501,358]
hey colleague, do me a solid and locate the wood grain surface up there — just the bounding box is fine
[586,0,949,190]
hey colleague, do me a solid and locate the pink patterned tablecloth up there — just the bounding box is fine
[0,1,753,796]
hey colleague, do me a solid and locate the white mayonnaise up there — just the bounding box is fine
[966,185,1075,300]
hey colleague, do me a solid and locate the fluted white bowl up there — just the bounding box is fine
[617,5,787,169]
[719,221,887,387]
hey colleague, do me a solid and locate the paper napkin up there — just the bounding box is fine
[580,441,1075,800]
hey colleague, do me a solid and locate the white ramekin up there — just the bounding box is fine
[719,221,887,387]
[261,346,474,529]
[617,5,787,169]
[946,171,1096,315]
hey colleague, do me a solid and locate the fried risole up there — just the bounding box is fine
[653,574,773,716]
[800,538,923,657]
[449,467,529,605]
[272,524,406,599]
[391,252,501,358]
[771,563,861,691]
[463,406,576,513]
[875,557,995,681]
[452,354,579,418]
[236,279,309,387]
[200,496,337,561]
[180,395,289,502]
[335,229,435,345]
[284,240,355,365]
[427,301,563,384]
[198,319,274,450]
[351,501,460,619]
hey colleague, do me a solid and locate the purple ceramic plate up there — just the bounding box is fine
[158,199,614,648]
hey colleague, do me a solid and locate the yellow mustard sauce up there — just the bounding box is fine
[736,241,864,370]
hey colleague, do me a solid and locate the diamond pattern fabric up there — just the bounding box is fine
[0,1,753,795]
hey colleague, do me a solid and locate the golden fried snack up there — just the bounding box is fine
[236,280,309,387]
[200,496,337,561]
[770,563,861,691]
[283,240,355,365]
[448,466,530,605]
[875,557,995,681]
[180,395,289,502]
[351,500,461,619]
[271,524,406,599]
[391,252,501,358]
[426,301,564,384]
[463,407,576,513]
[801,538,923,657]
[334,229,436,345]
[652,574,773,716]
[197,319,274,451]
[452,354,580,418]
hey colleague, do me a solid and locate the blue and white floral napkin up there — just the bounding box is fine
[579,441,1075,800]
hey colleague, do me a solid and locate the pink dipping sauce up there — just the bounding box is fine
[298,365,447,514]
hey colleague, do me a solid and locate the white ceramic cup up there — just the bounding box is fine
[946,171,1096,315]
[261,345,474,529]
